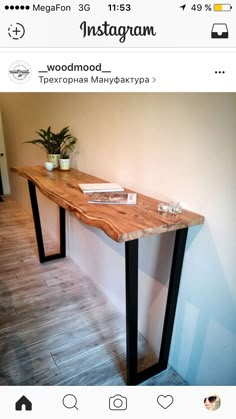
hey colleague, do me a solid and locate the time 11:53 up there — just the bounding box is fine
[108,4,131,11]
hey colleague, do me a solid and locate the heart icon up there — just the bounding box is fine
[157,395,174,409]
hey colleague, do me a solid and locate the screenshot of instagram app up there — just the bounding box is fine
[0,1,235,417]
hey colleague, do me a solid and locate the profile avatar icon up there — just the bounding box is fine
[204,394,221,411]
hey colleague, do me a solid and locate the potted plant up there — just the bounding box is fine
[59,150,71,171]
[24,126,78,168]
[58,129,78,170]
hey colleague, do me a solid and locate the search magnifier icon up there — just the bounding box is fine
[62,394,78,410]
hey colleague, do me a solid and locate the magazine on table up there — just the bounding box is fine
[88,192,137,205]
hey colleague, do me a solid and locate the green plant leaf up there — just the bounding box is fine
[24,126,78,155]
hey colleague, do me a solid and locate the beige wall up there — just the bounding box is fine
[0,93,235,385]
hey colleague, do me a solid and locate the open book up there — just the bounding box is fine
[88,192,137,205]
[78,182,124,193]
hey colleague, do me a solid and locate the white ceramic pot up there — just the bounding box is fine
[59,158,70,171]
[47,154,60,168]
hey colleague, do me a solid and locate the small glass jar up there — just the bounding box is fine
[158,202,170,213]
[158,201,182,214]
[168,201,182,214]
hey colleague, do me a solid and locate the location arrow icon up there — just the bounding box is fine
[180,4,186,10]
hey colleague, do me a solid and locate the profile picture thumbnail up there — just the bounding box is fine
[204,394,221,411]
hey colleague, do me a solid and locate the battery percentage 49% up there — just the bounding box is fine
[191,4,212,11]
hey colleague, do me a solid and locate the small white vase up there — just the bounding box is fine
[47,154,60,168]
[59,158,70,171]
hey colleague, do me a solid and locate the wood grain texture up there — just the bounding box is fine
[11,165,205,243]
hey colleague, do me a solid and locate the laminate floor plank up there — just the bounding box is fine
[0,296,101,333]
[60,357,127,386]
[15,337,126,386]
[0,352,56,385]
[0,301,120,353]
[15,333,153,386]
[1,321,125,385]
[51,318,126,366]
[52,335,158,386]
[0,196,187,386]
[1,320,119,370]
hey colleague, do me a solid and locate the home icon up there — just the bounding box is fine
[15,396,32,411]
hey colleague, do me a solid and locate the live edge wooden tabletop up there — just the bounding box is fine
[11,166,204,243]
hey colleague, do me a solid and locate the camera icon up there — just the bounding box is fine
[109,394,127,410]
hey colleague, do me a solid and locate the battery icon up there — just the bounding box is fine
[214,4,232,11]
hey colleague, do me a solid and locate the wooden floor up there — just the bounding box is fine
[0,195,187,386]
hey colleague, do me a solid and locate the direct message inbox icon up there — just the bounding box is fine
[9,61,32,83]
[211,23,229,38]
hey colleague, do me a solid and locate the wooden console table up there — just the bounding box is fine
[11,165,204,385]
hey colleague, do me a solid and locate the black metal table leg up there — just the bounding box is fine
[59,205,66,258]
[28,180,66,263]
[125,228,188,385]
[125,239,139,385]
[158,228,188,369]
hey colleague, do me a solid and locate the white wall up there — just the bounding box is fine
[0,92,235,385]
[0,112,10,194]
